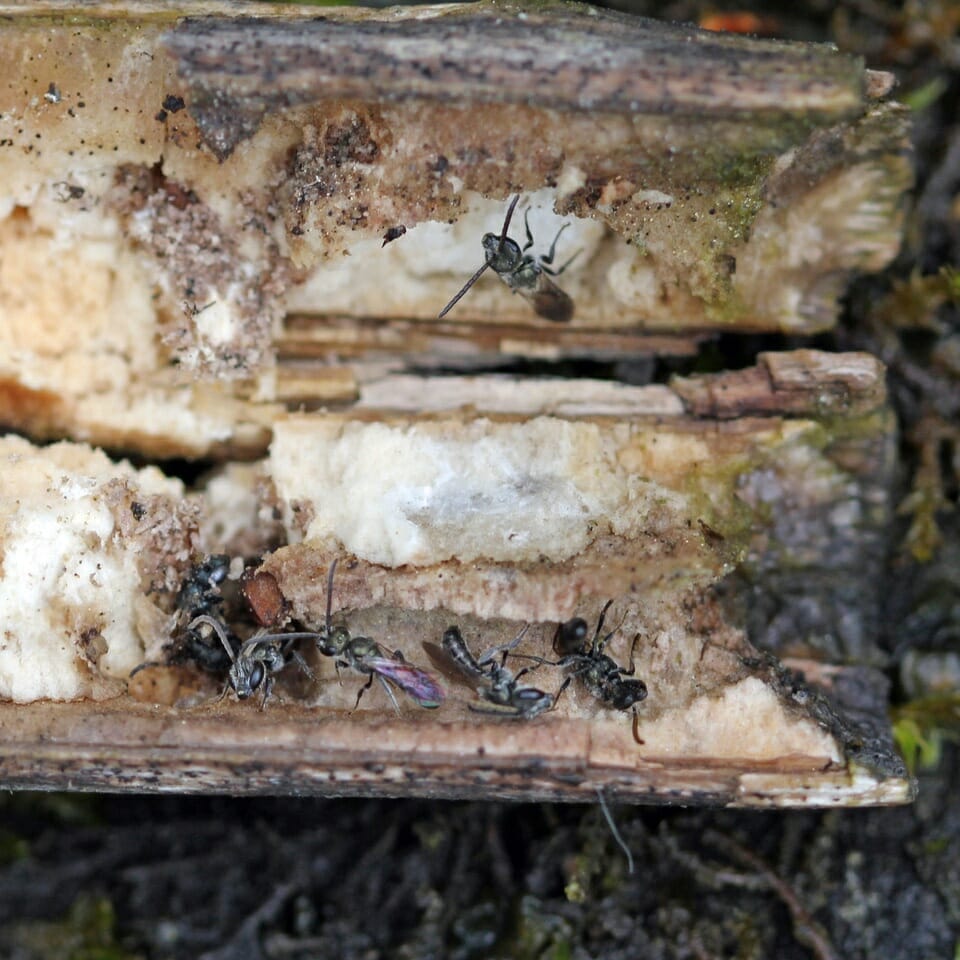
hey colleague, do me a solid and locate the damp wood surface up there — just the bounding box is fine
[0,0,911,459]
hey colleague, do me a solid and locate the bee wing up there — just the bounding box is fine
[421,640,464,680]
[422,641,472,684]
[368,656,445,708]
[525,273,574,323]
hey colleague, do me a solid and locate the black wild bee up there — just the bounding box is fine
[438,194,578,323]
[171,555,237,673]
[176,554,231,619]
[552,600,648,711]
[130,556,239,688]
[187,614,315,709]
[424,625,553,719]
[313,560,445,712]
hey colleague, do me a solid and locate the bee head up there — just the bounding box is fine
[317,625,350,657]
[482,233,521,273]
[230,659,265,699]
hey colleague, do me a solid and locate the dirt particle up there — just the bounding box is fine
[162,94,185,113]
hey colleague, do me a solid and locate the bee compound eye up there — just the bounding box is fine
[249,662,265,691]
[519,688,546,703]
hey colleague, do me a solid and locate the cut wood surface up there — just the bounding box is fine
[0,696,911,807]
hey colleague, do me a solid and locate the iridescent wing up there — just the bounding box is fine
[367,656,445,709]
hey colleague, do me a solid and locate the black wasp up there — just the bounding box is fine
[552,601,647,711]
[438,194,578,323]
[424,625,553,719]
[188,613,316,709]
[312,560,445,712]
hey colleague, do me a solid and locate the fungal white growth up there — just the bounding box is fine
[0,437,187,702]
[271,417,614,566]
[270,410,689,567]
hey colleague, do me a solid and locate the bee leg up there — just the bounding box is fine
[592,599,616,653]
[551,675,572,709]
[258,675,274,712]
[521,207,536,252]
[539,221,570,266]
[468,703,518,717]
[512,656,552,683]
[509,633,543,682]
[632,707,645,745]
[508,652,555,672]
[352,671,375,711]
[541,246,581,277]
[376,675,402,715]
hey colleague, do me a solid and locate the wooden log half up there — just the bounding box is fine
[0,351,909,806]
[0,2,910,458]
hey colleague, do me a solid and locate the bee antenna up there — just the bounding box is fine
[500,194,520,243]
[593,599,616,652]
[437,195,521,320]
[437,261,491,319]
[325,559,338,637]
